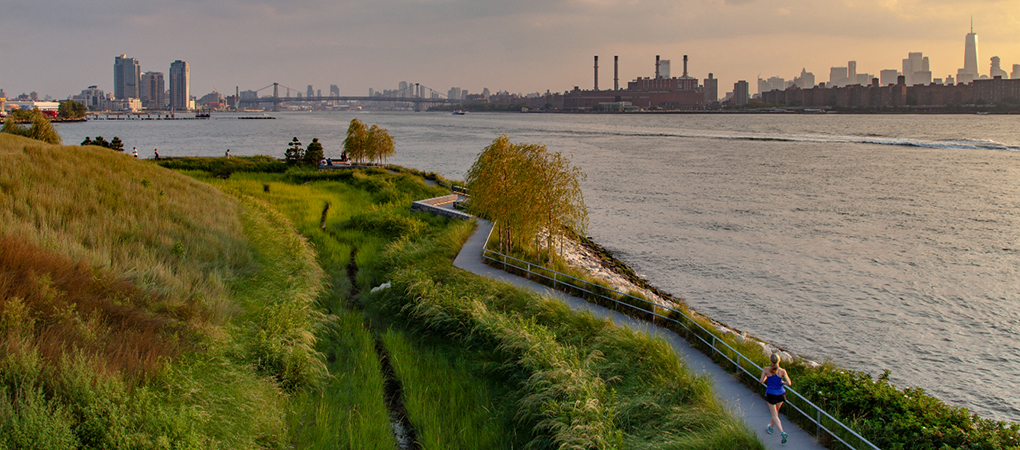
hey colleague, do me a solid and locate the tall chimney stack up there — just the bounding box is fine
[594,55,599,91]
[683,55,688,78]
[655,55,661,79]
[614,55,619,91]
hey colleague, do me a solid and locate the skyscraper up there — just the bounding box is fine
[848,61,857,86]
[114,54,140,100]
[1012,64,1020,80]
[169,60,190,111]
[307,85,314,98]
[957,21,979,84]
[140,72,165,109]
[659,60,671,79]
[990,56,1008,78]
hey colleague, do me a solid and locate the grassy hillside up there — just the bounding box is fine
[0,134,324,448]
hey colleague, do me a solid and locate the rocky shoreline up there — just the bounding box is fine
[549,232,818,368]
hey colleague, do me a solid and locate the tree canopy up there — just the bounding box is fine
[304,138,324,165]
[285,137,303,165]
[58,100,87,119]
[343,118,395,165]
[466,135,587,261]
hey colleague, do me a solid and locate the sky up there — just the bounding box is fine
[2,0,1019,100]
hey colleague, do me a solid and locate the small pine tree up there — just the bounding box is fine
[93,136,109,148]
[109,137,124,152]
[303,138,324,165]
[285,137,304,165]
[81,136,93,146]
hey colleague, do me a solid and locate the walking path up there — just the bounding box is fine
[453,219,826,450]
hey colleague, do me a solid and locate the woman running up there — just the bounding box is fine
[760,353,793,444]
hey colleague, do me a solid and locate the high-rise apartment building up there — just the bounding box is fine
[307,85,314,98]
[848,61,857,85]
[1012,64,1020,80]
[957,22,979,84]
[140,72,165,109]
[114,54,140,100]
[447,87,462,100]
[330,84,340,97]
[169,60,190,111]
[703,73,718,103]
[732,80,749,106]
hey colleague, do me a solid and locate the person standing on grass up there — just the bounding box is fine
[761,353,793,444]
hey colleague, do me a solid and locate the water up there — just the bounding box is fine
[60,112,1020,422]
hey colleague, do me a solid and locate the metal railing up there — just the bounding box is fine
[480,227,879,450]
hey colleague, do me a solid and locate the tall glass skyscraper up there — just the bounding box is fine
[957,20,979,84]
[169,60,190,111]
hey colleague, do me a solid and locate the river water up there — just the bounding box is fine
[59,111,1020,422]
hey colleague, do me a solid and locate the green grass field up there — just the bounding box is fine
[2,136,767,449]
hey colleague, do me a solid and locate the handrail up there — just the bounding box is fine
[480,236,879,450]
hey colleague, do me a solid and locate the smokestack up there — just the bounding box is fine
[655,55,661,79]
[614,55,619,91]
[683,55,688,78]
[594,55,599,91]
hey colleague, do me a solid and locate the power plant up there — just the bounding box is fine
[564,54,716,110]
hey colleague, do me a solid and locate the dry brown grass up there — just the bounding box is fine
[0,235,198,382]
[0,133,254,325]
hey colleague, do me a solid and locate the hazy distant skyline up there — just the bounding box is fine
[2,0,1018,99]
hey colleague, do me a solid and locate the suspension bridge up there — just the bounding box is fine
[238,83,464,111]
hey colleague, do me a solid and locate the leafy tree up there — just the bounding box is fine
[285,137,303,165]
[367,125,395,164]
[92,136,110,148]
[343,118,368,164]
[466,135,587,259]
[58,100,87,119]
[81,136,93,146]
[303,138,323,165]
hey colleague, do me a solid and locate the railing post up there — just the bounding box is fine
[816,408,821,438]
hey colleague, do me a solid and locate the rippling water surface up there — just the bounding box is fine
[61,112,1020,422]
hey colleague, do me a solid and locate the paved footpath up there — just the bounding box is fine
[453,219,826,450]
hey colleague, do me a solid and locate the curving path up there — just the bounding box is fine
[453,219,826,450]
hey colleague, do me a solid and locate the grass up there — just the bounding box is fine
[381,329,513,450]
[370,219,764,449]
[0,134,327,449]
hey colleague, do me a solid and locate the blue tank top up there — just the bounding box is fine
[766,374,786,395]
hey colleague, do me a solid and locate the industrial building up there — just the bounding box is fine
[563,55,710,110]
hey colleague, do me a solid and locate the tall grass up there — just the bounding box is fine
[0,134,329,448]
[372,224,764,450]
[381,329,512,450]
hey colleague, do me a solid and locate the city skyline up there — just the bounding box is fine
[1,1,1018,100]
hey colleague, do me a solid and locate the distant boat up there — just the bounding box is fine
[452,110,467,115]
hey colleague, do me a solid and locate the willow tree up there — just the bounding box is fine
[466,135,587,258]
[367,124,395,164]
[343,118,368,163]
[523,144,587,264]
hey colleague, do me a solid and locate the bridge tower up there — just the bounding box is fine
[272,83,280,112]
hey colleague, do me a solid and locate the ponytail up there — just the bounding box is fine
[769,353,781,371]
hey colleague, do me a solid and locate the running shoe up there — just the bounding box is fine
[781,431,788,444]
[767,426,774,435]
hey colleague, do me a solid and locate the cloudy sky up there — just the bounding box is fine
[2,0,1018,100]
